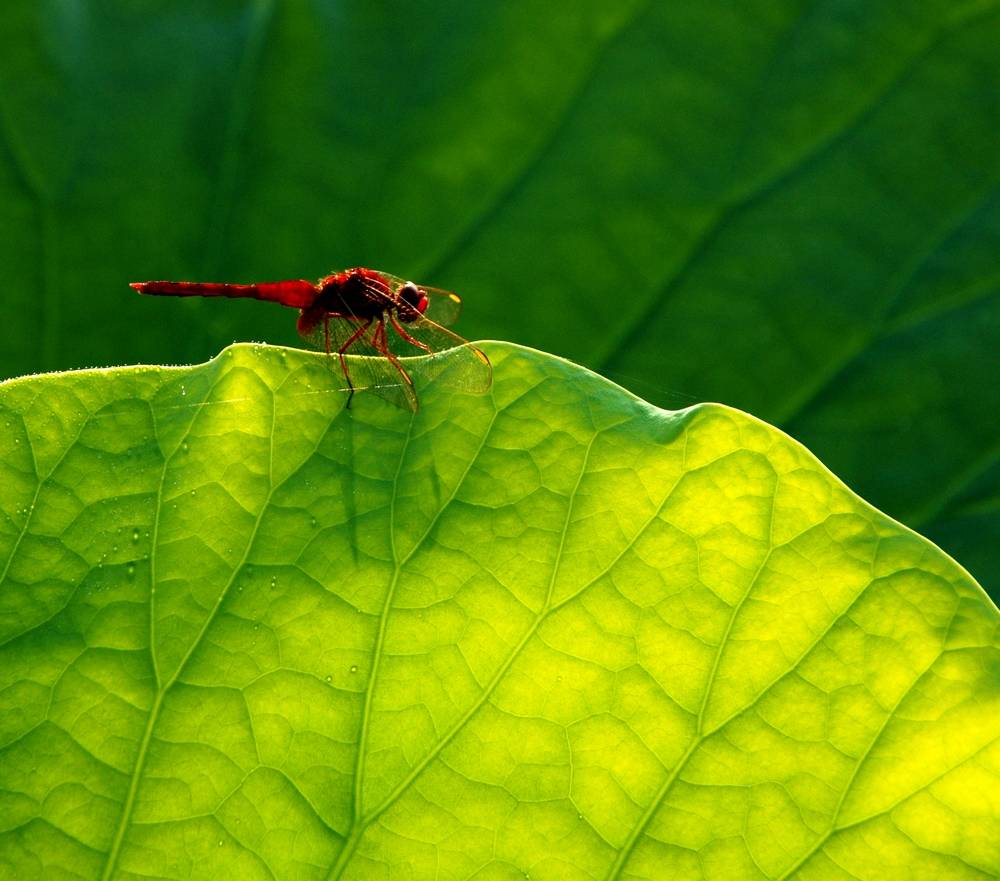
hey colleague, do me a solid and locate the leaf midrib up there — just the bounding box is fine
[414,0,654,285]
[602,471,779,881]
[328,406,502,877]
[347,410,417,827]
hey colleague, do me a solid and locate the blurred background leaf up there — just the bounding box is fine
[0,0,997,598]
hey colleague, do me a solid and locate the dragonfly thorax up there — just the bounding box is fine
[315,268,427,322]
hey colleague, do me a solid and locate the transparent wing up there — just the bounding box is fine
[300,313,417,411]
[385,312,492,395]
[418,285,463,326]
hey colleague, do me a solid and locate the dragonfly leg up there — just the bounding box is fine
[390,314,432,353]
[337,318,372,408]
[374,319,414,388]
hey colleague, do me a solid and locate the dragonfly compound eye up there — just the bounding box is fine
[399,281,429,318]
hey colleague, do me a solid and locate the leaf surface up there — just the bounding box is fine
[1,343,997,880]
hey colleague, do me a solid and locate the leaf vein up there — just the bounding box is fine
[416,0,654,281]
[594,2,1000,374]
[601,471,779,881]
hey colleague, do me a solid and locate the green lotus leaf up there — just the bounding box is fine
[0,342,996,880]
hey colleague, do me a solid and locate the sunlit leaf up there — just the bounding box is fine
[1,343,996,880]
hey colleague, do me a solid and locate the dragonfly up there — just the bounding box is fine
[131,267,491,411]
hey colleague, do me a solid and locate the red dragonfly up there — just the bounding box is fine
[131,267,491,411]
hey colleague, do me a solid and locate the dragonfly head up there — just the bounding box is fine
[398,281,429,322]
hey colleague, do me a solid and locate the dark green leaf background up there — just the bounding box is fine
[0,1,996,596]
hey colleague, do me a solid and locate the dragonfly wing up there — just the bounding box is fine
[310,314,418,411]
[367,270,464,327]
[387,313,492,395]
[418,285,463,326]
